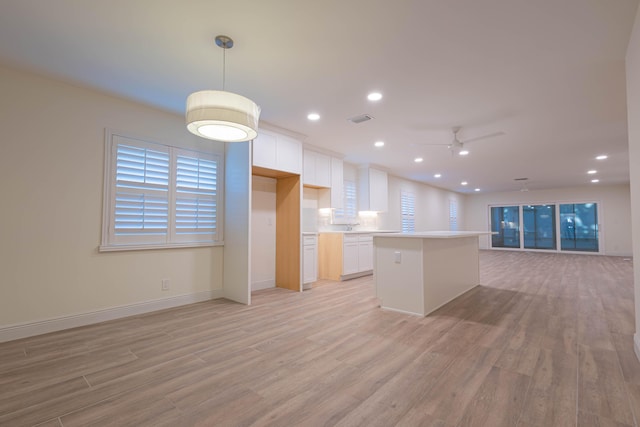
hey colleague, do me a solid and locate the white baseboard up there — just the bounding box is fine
[251,279,276,291]
[635,333,640,364]
[0,290,224,343]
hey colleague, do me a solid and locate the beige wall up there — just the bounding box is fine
[378,174,466,232]
[464,184,632,256]
[626,5,640,357]
[0,65,224,331]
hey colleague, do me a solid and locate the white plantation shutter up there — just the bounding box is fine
[449,199,458,231]
[113,141,169,244]
[102,132,223,250]
[174,152,218,242]
[401,190,415,232]
[334,180,357,222]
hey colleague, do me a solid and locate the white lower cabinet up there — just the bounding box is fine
[342,237,360,275]
[303,234,318,288]
[357,235,373,272]
[318,233,374,281]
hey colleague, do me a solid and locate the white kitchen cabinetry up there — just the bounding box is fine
[318,157,344,209]
[358,167,388,212]
[303,150,331,188]
[318,232,373,281]
[342,234,360,275]
[303,234,318,288]
[357,234,373,271]
[253,130,302,174]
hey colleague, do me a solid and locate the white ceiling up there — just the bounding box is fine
[1,0,637,193]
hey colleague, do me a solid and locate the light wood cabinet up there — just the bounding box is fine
[358,167,388,212]
[253,130,302,174]
[318,233,374,281]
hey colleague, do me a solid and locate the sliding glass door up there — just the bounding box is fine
[560,203,599,252]
[523,205,556,250]
[489,202,599,253]
[490,206,520,248]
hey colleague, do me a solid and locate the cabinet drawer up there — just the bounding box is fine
[343,234,359,243]
[303,235,317,246]
[358,234,373,242]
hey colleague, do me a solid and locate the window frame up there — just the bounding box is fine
[100,130,224,252]
[401,190,416,233]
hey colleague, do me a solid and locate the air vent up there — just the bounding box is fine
[347,114,374,124]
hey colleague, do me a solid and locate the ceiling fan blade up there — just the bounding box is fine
[411,142,450,146]
[461,131,506,144]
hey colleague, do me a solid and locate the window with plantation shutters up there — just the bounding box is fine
[334,180,357,223]
[113,141,170,244]
[174,153,217,242]
[101,132,223,251]
[401,190,415,233]
[449,199,458,231]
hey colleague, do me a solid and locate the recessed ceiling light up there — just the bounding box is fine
[458,150,469,156]
[307,113,320,121]
[374,141,385,147]
[591,179,600,183]
[474,188,480,192]
[461,181,468,186]
[434,173,442,178]
[414,157,423,163]
[587,170,597,174]
[596,155,608,160]
[367,92,382,101]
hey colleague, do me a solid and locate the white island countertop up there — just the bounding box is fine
[372,231,492,239]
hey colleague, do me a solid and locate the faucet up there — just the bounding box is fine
[345,223,360,231]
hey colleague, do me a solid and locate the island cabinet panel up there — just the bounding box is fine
[373,232,489,316]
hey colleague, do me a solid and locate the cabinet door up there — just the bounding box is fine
[343,241,359,275]
[303,150,316,185]
[315,153,331,187]
[276,135,302,174]
[330,157,344,209]
[358,240,373,271]
[252,131,277,169]
[369,168,388,212]
[303,244,317,283]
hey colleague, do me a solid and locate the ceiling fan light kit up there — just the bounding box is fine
[186,35,261,142]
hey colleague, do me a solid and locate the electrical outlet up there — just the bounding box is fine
[161,279,170,291]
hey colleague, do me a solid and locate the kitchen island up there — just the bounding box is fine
[373,231,491,316]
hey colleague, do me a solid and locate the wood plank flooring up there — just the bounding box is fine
[0,250,639,426]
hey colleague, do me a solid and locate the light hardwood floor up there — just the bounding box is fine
[1,250,639,426]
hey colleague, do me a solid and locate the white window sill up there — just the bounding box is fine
[99,241,224,252]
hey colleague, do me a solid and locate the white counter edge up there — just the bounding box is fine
[372,231,493,239]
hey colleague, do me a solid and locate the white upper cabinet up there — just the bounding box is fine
[330,157,343,209]
[252,130,302,174]
[303,150,331,188]
[317,156,344,209]
[358,167,388,212]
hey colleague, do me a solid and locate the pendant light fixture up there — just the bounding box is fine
[186,35,261,142]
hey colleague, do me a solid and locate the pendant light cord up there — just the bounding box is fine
[222,46,226,91]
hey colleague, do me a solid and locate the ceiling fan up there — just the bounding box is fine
[421,126,505,156]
